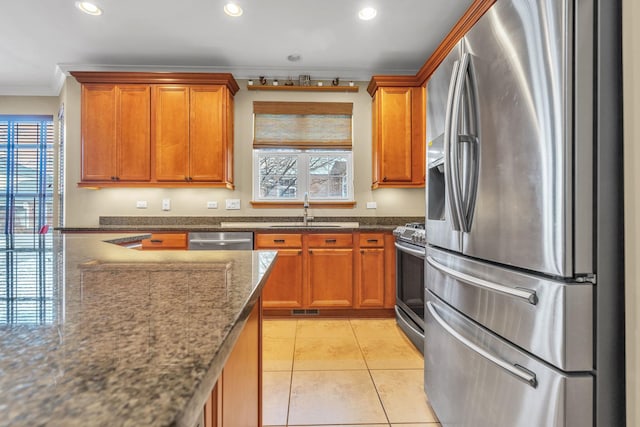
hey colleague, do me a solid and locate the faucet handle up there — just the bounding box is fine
[303,192,310,208]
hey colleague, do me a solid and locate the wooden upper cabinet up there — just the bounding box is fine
[81,84,151,182]
[154,85,232,185]
[81,85,117,181]
[371,85,425,188]
[154,86,190,181]
[72,72,238,188]
[190,86,226,182]
[117,85,151,181]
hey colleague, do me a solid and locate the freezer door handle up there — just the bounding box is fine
[426,256,538,305]
[426,301,538,388]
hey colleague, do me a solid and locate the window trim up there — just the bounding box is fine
[252,149,354,205]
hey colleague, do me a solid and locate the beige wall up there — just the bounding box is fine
[624,0,639,424]
[61,77,425,227]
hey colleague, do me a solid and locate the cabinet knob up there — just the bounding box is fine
[383,176,388,182]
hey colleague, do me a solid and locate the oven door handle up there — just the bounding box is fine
[426,256,538,305]
[394,242,426,259]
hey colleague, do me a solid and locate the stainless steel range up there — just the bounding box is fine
[392,222,426,353]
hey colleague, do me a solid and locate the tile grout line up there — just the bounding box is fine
[285,319,298,427]
[349,318,393,427]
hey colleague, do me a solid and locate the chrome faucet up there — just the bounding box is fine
[303,192,314,225]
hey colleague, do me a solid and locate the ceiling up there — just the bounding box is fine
[0,0,473,96]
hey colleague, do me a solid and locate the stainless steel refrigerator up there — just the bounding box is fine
[424,0,624,426]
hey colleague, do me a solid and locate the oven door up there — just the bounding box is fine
[394,240,426,352]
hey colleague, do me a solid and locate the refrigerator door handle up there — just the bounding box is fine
[444,60,463,231]
[426,256,539,305]
[458,53,480,232]
[427,300,538,388]
[449,54,470,232]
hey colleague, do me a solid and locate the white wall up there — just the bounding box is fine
[623,0,639,424]
[61,77,425,227]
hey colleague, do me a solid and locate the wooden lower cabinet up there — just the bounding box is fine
[254,234,304,309]
[140,232,187,250]
[307,234,354,308]
[256,231,395,315]
[356,233,386,308]
[204,301,262,427]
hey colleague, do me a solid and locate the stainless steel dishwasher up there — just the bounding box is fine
[188,232,253,250]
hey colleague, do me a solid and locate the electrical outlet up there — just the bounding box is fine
[366,201,377,209]
[225,199,241,210]
[162,199,171,211]
[136,200,148,209]
[207,201,218,209]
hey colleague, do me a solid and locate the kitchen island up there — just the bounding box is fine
[0,233,276,427]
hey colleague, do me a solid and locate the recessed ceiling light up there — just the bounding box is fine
[75,1,102,16]
[224,3,243,17]
[358,7,377,21]
[287,54,301,62]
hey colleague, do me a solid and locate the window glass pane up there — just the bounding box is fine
[258,155,298,199]
[0,117,53,234]
[309,155,348,199]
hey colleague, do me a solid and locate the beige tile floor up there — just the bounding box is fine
[263,318,441,427]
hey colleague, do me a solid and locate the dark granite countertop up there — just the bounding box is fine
[0,233,276,427]
[58,216,422,233]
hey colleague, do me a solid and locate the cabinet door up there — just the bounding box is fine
[117,85,151,181]
[308,248,353,308]
[261,249,304,308]
[357,248,386,307]
[81,84,116,181]
[154,86,190,181]
[220,302,261,427]
[190,86,226,182]
[378,87,413,183]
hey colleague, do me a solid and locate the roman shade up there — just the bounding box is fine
[253,101,353,149]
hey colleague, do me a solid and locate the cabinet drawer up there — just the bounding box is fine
[141,233,187,250]
[255,233,302,248]
[307,233,353,248]
[359,233,385,248]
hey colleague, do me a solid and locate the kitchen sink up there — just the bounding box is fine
[220,221,359,229]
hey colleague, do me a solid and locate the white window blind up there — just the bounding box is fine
[0,115,54,234]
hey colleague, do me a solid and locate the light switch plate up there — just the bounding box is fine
[225,199,241,210]
[136,200,148,209]
[207,201,218,209]
[366,201,377,209]
[162,199,171,211]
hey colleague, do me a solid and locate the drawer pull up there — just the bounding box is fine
[273,239,286,243]
[150,239,163,243]
[325,239,337,243]
[367,239,379,243]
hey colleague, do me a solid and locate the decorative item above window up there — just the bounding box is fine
[253,101,353,149]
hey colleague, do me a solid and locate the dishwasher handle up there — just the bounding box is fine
[189,238,253,244]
